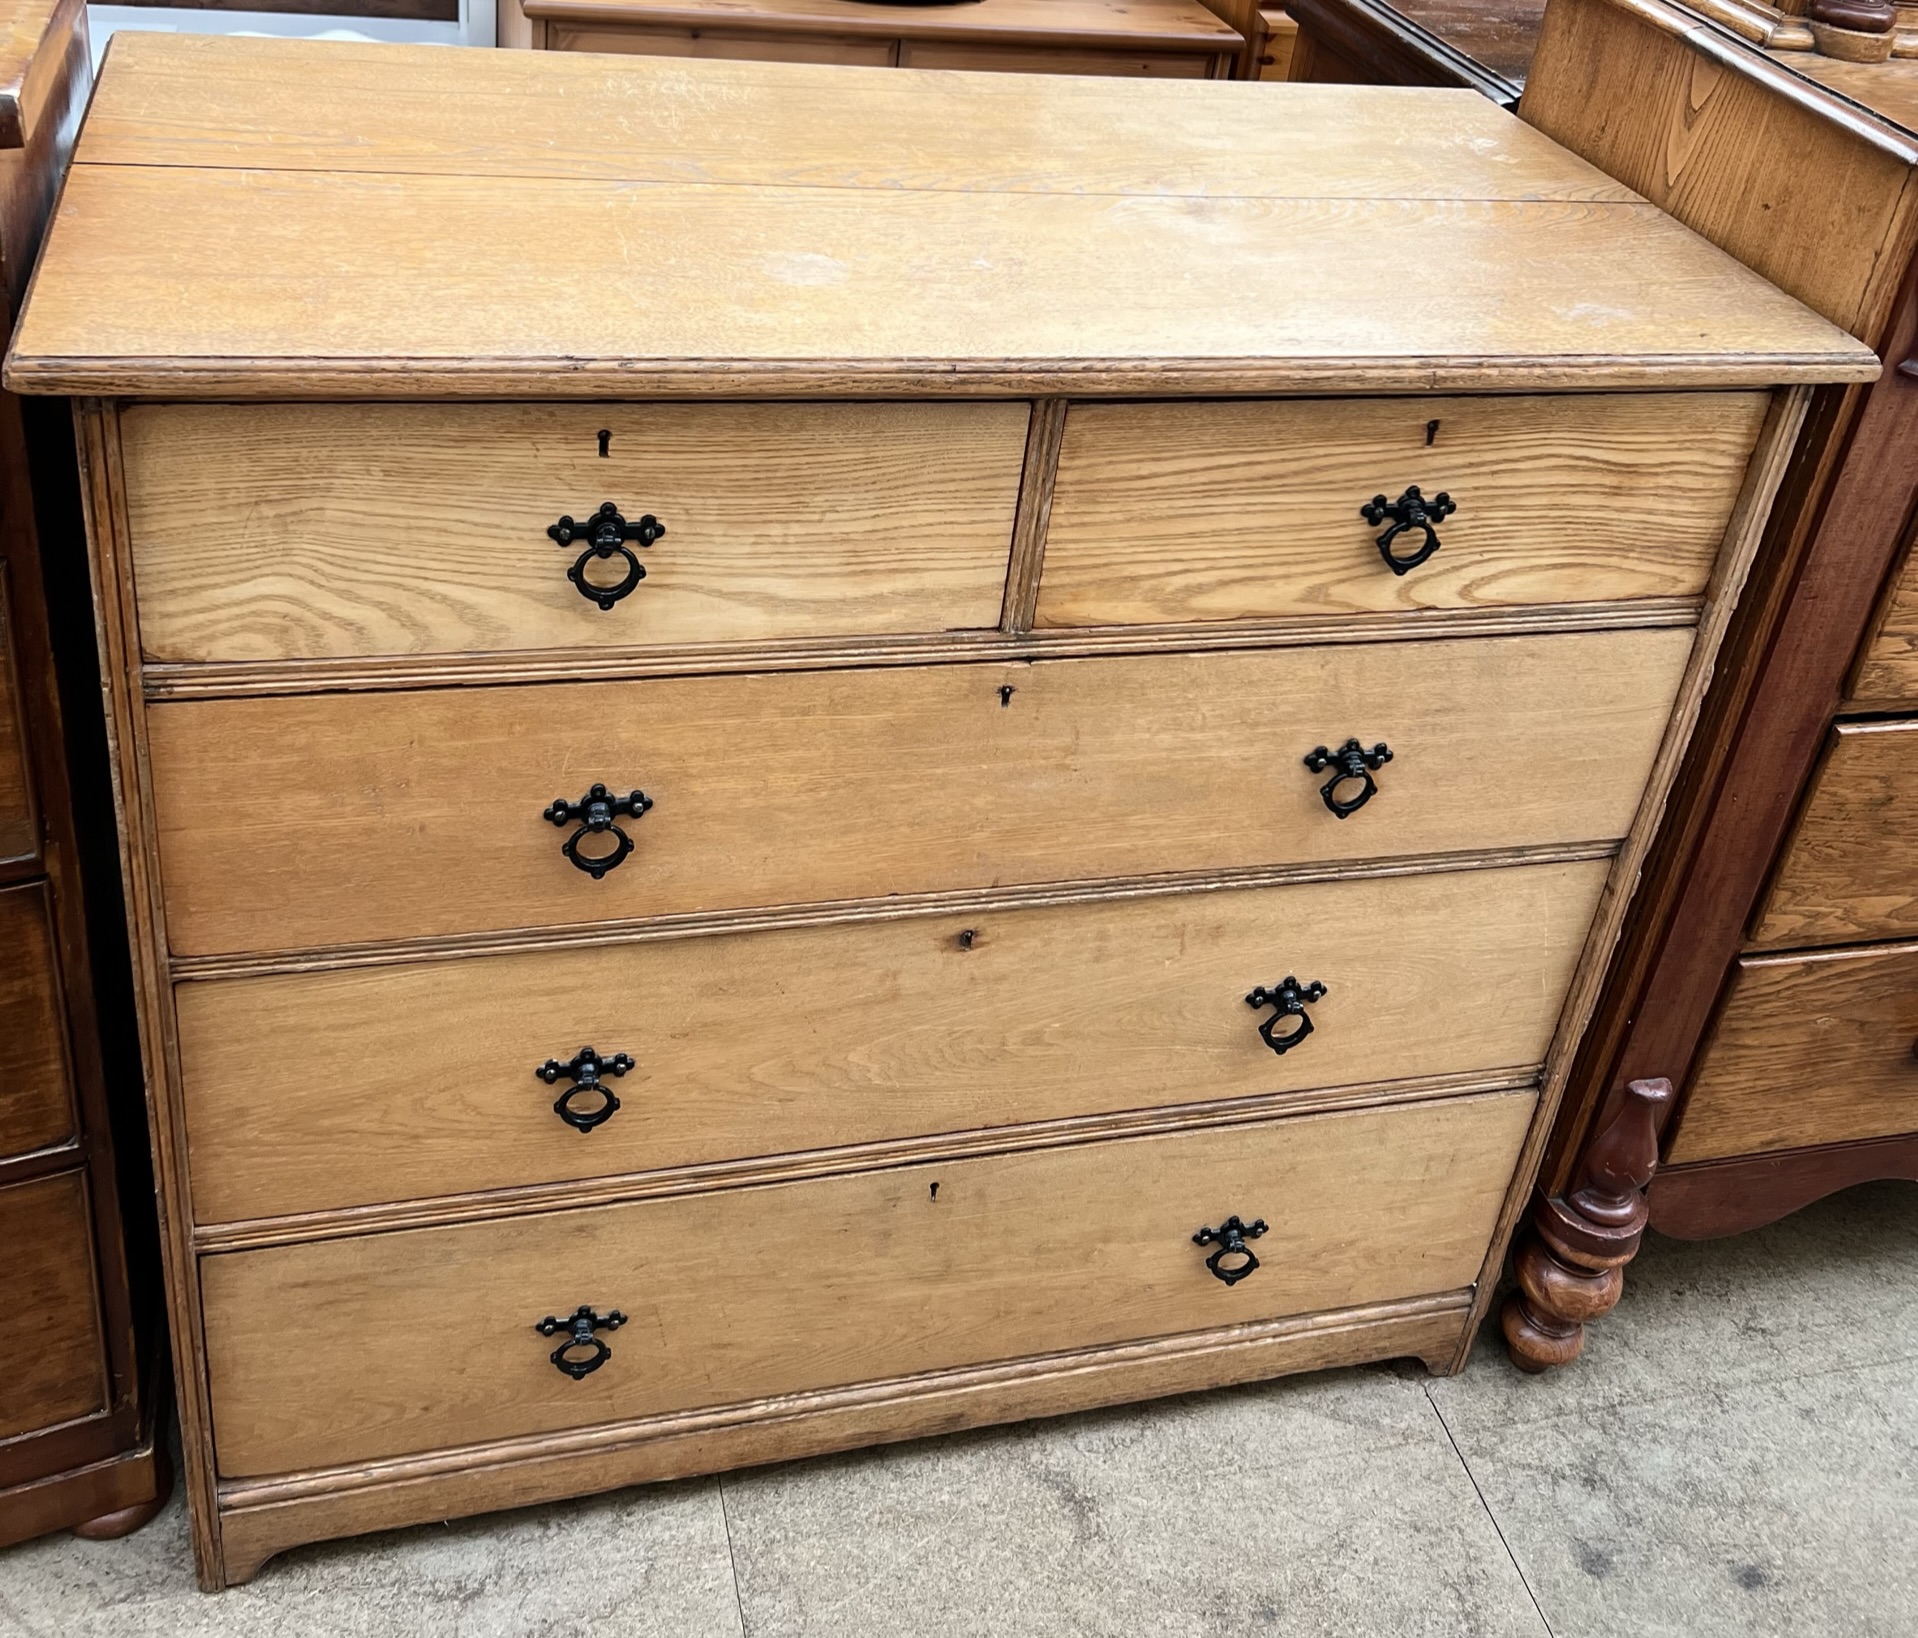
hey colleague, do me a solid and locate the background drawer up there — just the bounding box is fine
[120,402,1028,662]
[199,1089,1534,1476]
[1035,393,1766,626]
[895,42,1214,73]
[1671,942,1918,1162]
[1754,720,1918,948]
[0,567,37,865]
[547,24,900,63]
[147,629,1689,956]
[0,1171,108,1440]
[0,882,76,1159]
[176,858,1606,1223]
[1851,521,1918,704]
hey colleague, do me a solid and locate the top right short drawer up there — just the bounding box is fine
[1034,393,1768,627]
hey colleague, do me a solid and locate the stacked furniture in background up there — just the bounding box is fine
[0,0,170,1545]
[5,36,1872,1585]
[498,0,1262,77]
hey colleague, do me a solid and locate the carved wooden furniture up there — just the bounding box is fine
[3,30,1873,1586]
[499,0,1252,76]
[1486,0,1918,1367]
[0,0,171,1548]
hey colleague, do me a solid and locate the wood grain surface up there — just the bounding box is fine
[1671,940,1918,1161]
[1520,0,1918,337]
[1,36,1875,399]
[120,402,1026,662]
[0,881,72,1158]
[1851,522,1918,702]
[0,568,34,861]
[0,1171,105,1438]
[198,1090,1533,1476]
[545,22,898,59]
[525,0,1240,49]
[70,32,1628,200]
[1753,719,1918,946]
[1036,393,1765,625]
[174,858,1605,1223]
[144,630,1691,956]
[892,40,1216,72]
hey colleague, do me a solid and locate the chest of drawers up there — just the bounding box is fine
[2,31,1874,1586]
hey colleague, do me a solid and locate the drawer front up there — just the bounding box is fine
[0,882,76,1159]
[896,42,1216,75]
[148,629,1690,956]
[1035,393,1767,627]
[0,567,37,865]
[1754,720,1918,948]
[200,1090,1533,1476]
[0,1171,108,1440]
[177,858,1605,1223]
[120,402,1027,662]
[1851,524,1918,704]
[1670,942,1918,1162]
[547,25,901,65]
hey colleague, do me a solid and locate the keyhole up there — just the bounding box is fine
[929,1181,940,1201]
[998,685,1016,707]
[957,928,978,950]
[1425,419,1440,447]
[597,429,612,458]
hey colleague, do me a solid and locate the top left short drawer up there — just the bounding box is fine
[118,402,1031,662]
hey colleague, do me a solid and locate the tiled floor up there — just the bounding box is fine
[4,1181,1914,1637]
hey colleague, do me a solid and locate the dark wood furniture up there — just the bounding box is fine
[0,0,170,1546]
[1284,0,1541,101]
[1496,0,1918,1367]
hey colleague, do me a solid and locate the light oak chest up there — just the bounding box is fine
[2,33,1874,1587]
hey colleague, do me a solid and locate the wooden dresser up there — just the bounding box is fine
[500,0,1254,77]
[3,32,1872,1586]
[0,0,172,1548]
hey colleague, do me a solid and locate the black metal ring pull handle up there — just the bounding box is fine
[535,1304,627,1379]
[1193,1215,1268,1286]
[1361,486,1455,575]
[543,783,654,879]
[1303,739,1391,818]
[548,502,666,610]
[1246,976,1327,1056]
[536,1045,635,1133]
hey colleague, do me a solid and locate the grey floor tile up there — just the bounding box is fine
[1430,1180,1918,1436]
[1444,1353,1918,1638]
[722,1366,1549,1638]
[0,1473,744,1638]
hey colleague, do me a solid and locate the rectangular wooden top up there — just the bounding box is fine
[522,0,1244,53]
[3,32,1877,397]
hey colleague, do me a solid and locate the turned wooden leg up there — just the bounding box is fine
[1502,1077,1672,1373]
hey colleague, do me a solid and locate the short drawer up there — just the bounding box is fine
[199,1089,1533,1476]
[119,402,1028,662]
[1034,393,1767,626]
[547,24,900,64]
[0,1171,108,1440]
[1670,941,1918,1163]
[896,42,1215,75]
[1850,520,1918,705]
[146,627,1690,956]
[177,858,1605,1223]
[1753,720,1918,948]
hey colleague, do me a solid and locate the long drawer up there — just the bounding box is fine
[148,630,1688,956]
[198,1089,1534,1476]
[1670,941,1918,1162]
[119,402,1028,662]
[176,858,1605,1223]
[1753,719,1918,948]
[1034,393,1766,627]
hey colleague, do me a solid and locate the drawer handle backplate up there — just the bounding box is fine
[548,501,666,610]
[1303,739,1391,818]
[1194,1215,1268,1285]
[535,1304,627,1379]
[537,1045,635,1132]
[1362,485,1454,575]
[544,782,654,879]
[1246,976,1327,1055]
